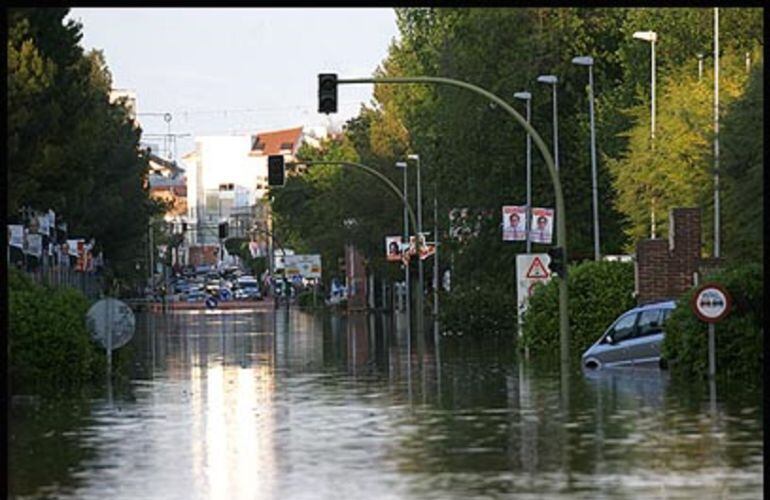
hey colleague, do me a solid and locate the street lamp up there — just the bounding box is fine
[395,161,411,342]
[513,91,532,253]
[536,75,559,173]
[407,153,424,331]
[633,30,658,240]
[697,52,705,82]
[572,56,601,261]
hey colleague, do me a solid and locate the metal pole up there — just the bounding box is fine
[651,39,656,141]
[414,155,424,336]
[149,222,154,290]
[713,7,720,258]
[553,83,559,173]
[708,323,716,378]
[588,65,600,261]
[525,98,532,253]
[402,164,412,366]
[433,193,439,322]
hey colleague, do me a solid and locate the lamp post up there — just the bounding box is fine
[713,8,720,258]
[697,52,705,82]
[572,56,601,261]
[514,91,532,253]
[396,161,412,343]
[633,30,658,239]
[408,153,424,334]
[536,75,559,173]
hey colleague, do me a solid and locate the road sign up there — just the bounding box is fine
[205,296,218,309]
[516,253,552,337]
[86,298,136,351]
[691,282,732,323]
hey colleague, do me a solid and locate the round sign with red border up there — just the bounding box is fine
[691,282,732,323]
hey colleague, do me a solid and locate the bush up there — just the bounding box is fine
[661,262,763,380]
[521,261,636,358]
[297,289,322,308]
[9,268,106,393]
[440,282,517,336]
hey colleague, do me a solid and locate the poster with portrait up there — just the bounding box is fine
[502,205,527,241]
[529,208,554,244]
[385,236,403,262]
[8,225,24,249]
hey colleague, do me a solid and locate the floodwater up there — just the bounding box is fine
[9,308,763,499]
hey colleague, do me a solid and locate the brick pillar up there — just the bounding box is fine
[669,208,701,296]
[636,239,670,304]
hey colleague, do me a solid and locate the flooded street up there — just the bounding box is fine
[9,309,763,499]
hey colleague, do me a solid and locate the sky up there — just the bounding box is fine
[67,8,400,158]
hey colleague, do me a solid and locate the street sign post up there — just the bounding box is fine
[516,253,552,339]
[691,282,732,380]
[86,298,136,374]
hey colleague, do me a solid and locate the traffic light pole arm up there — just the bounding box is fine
[297,160,419,240]
[338,76,570,367]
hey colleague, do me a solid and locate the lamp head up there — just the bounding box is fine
[395,161,407,169]
[513,91,531,101]
[571,56,594,66]
[633,30,657,42]
[407,154,419,161]
[537,75,558,85]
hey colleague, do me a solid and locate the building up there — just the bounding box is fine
[183,126,318,266]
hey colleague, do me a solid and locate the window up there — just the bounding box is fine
[219,183,234,191]
[606,313,637,343]
[636,309,663,337]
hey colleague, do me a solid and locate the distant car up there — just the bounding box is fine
[185,290,206,302]
[236,276,262,300]
[581,300,676,370]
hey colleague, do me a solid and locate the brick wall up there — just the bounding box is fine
[635,208,702,304]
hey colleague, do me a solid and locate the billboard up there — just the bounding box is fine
[283,254,322,279]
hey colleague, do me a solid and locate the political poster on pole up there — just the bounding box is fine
[529,208,554,244]
[407,233,435,260]
[502,205,527,241]
[67,239,82,257]
[385,236,403,262]
[36,213,50,235]
[25,234,43,258]
[8,225,24,249]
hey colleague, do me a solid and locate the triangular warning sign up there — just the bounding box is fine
[526,256,550,279]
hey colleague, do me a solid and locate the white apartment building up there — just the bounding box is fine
[183,126,323,253]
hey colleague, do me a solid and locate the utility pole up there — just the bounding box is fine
[713,8,721,258]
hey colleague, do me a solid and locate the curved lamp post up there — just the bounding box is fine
[334,75,570,371]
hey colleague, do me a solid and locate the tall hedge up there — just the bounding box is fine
[440,281,517,337]
[661,263,763,380]
[9,268,106,393]
[521,261,636,359]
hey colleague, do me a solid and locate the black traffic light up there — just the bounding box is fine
[218,222,228,240]
[181,222,187,233]
[268,155,285,187]
[547,246,566,278]
[318,73,338,114]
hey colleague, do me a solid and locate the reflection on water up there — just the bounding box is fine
[9,309,763,499]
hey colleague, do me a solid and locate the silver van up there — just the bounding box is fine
[581,300,676,370]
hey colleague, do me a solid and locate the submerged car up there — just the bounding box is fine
[581,300,675,370]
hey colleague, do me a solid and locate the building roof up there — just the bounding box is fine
[149,153,185,177]
[249,126,304,156]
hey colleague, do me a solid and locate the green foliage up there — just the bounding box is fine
[296,290,322,309]
[661,263,763,380]
[440,281,517,337]
[8,268,105,393]
[721,58,763,264]
[521,261,636,358]
[7,8,161,286]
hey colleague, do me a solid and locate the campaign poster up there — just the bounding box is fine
[26,234,43,257]
[8,225,24,248]
[385,236,403,262]
[529,208,554,244]
[502,205,527,242]
[67,239,83,257]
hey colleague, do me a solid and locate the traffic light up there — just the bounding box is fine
[547,246,566,278]
[318,73,338,114]
[267,155,285,187]
[218,222,228,240]
[181,222,187,233]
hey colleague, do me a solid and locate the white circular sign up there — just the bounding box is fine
[692,284,731,323]
[86,298,136,350]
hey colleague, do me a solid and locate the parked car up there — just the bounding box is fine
[581,300,676,370]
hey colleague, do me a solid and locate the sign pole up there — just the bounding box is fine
[708,323,716,379]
